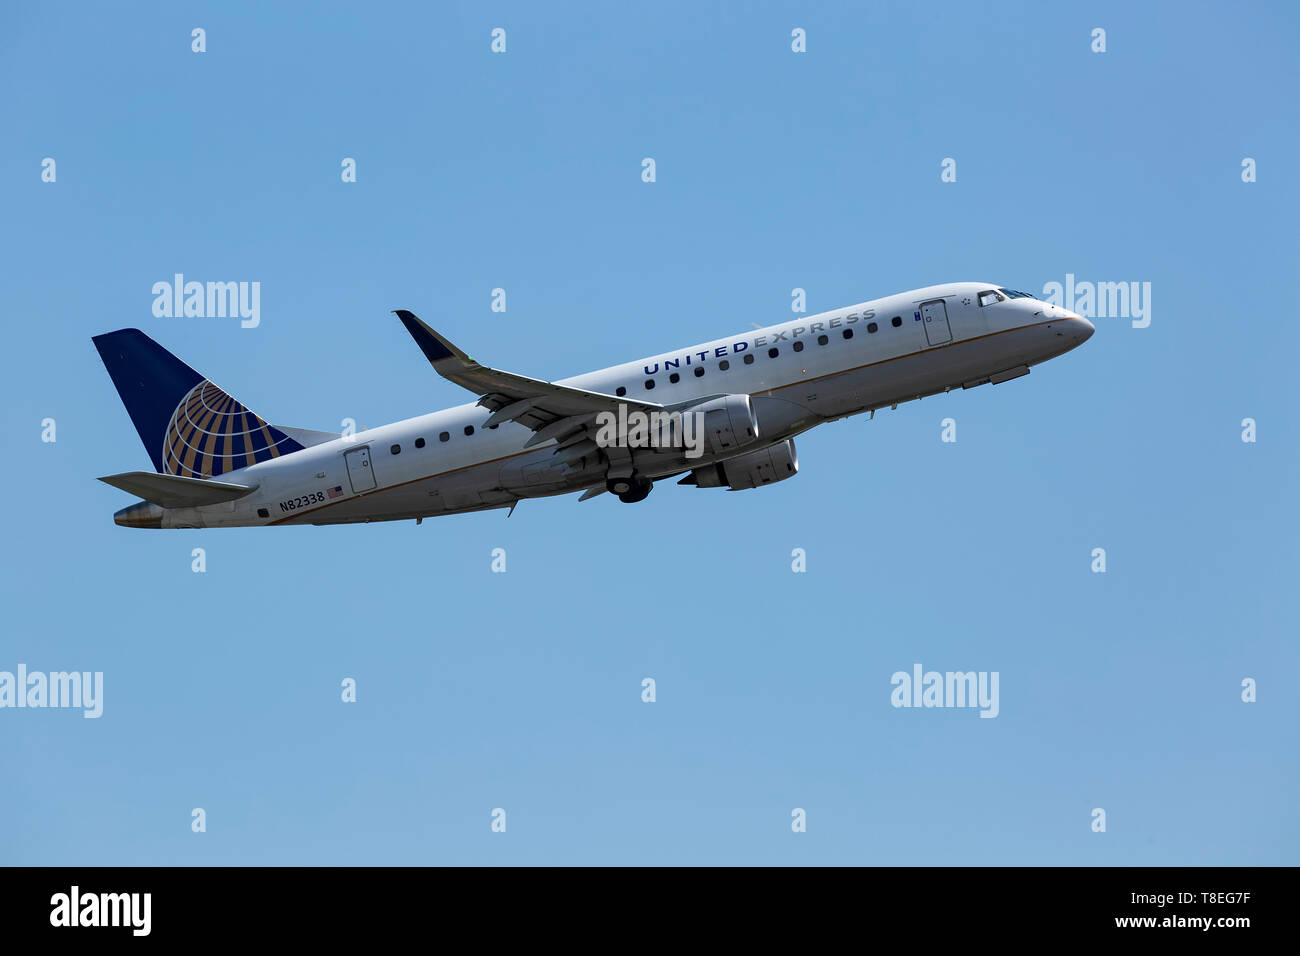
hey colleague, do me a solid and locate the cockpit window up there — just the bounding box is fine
[978,290,1004,307]
[998,288,1035,299]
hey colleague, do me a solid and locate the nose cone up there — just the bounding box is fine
[1070,315,1096,342]
[114,500,164,528]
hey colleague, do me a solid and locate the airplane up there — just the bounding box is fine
[93,282,1094,529]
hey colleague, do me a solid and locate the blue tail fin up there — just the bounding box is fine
[92,329,304,478]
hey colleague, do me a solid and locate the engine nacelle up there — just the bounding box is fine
[684,439,798,490]
[683,393,760,455]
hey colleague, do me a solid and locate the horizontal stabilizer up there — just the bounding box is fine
[98,471,257,509]
[274,425,341,448]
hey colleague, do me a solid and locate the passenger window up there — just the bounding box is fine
[866,322,878,333]
[390,444,401,455]
[768,347,779,358]
[719,359,730,370]
[743,353,755,364]
[669,372,680,384]
[817,334,829,346]
[892,316,902,327]
[616,386,626,397]
[694,366,704,377]
[793,340,804,352]
[842,328,853,339]
[439,431,449,442]
[464,425,474,436]
[415,437,426,449]
[645,379,655,389]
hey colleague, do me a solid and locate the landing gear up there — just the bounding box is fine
[619,482,652,503]
[607,473,653,503]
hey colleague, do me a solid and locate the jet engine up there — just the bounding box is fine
[679,439,798,490]
[681,394,761,455]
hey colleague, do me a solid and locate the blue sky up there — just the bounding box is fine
[2,1,1296,865]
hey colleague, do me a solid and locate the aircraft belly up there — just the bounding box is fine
[270,460,510,525]
[810,326,1052,416]
[498,446,600,497]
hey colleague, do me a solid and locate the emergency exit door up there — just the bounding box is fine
[345,446,376,493]
[920,299,953,346]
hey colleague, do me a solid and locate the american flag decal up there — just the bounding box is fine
[327,485,344,499]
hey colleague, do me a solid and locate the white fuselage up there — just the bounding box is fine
[129,282,1093,528]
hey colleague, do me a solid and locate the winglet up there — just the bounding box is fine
[393,310,473,366]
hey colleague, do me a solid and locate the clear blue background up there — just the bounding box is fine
[2,1,1295,865]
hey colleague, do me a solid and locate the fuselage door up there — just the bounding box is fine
[920,299,953,346]
[344,445,376,493]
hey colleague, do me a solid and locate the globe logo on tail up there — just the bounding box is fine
[162,380,301,478]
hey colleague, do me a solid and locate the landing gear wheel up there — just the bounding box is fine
[618,485,652,504]
[609,473,653,503]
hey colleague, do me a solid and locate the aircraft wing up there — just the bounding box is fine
[395,310,661,445]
